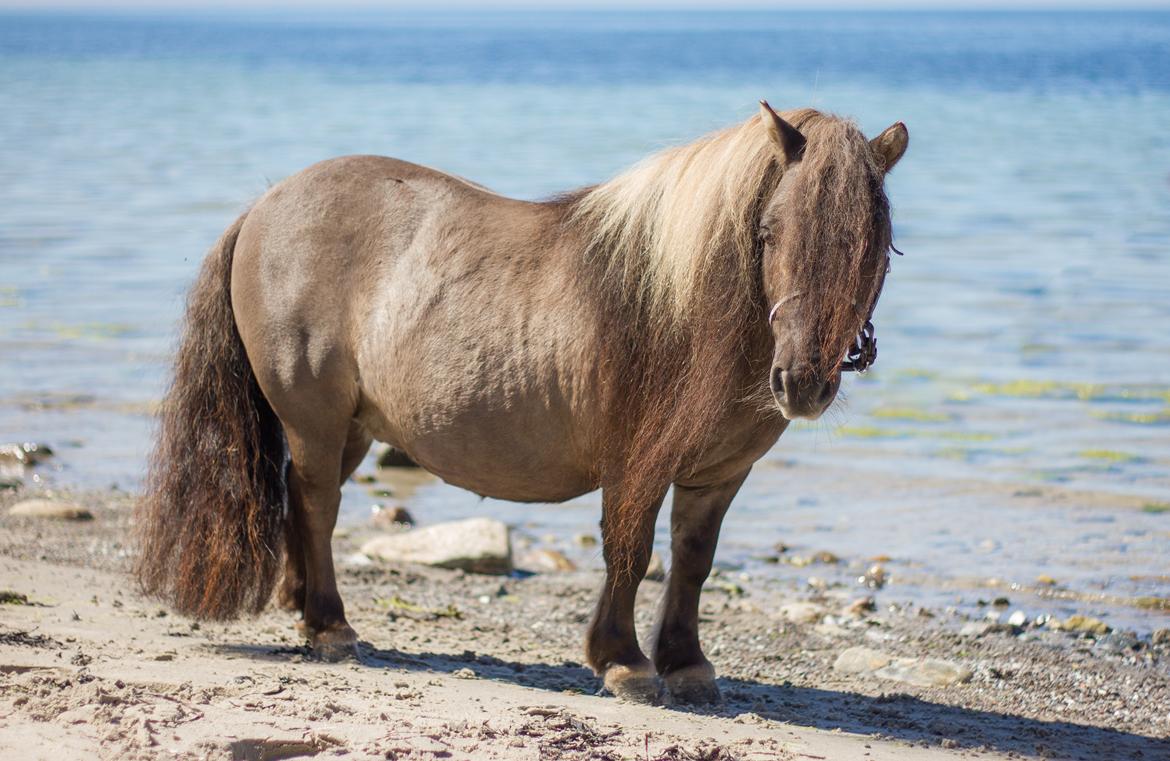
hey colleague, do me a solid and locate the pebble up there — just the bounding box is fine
[8,499,93,521]
[845,597,877,617]
[778,601,826,625]
[1007,610,1028,627]
[369,505,414,530]
[520,548,577,573]
[453,667,476,679]
[859,563,887,589]
[1094,631,1140,655]
[573,533,598,548]
[1153,628,1170,646]
[0,442,53,467]
[1055,614,1111,636]
[644,552,666,582]
[959,622,992,637]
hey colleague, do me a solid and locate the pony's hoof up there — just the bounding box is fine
[309,625,359,662]
[663,662,722,706]
[602,663,664,705]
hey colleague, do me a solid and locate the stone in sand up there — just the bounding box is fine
[834,646,972,687]
[875,657,973,687]
[360,517,512,574]
[370,504,414,529]
[520,548,577,573]
[778,601,826,624]
[9,499,92,521]
[1056,614,1111,636]
[644,551,666,581]
[0,442,53,467]
[833,646,892,674]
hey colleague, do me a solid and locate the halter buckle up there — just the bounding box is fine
[840,320,877,373]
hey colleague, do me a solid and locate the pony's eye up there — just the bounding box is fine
[759,226,775,246]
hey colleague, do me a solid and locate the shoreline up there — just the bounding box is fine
[1,488,1168,760]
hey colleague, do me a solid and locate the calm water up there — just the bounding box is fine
[2,11,1168,632]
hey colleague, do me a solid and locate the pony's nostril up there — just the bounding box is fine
[770,366,786,397]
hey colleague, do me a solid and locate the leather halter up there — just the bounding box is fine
[766,252,892,375]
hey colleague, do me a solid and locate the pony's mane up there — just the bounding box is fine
[566,108,891,578]
[570,108,883,336]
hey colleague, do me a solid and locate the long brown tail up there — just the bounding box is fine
[135,210,287,620]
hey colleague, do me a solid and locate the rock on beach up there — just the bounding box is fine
[360,517,512,574]
[8,499,92,521]
[833,646,971,687]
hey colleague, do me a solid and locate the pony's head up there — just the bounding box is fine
[756,101,907,420]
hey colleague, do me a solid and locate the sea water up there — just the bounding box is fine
[1,10,1168,632]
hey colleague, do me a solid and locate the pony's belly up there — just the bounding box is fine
[359,398,598,504]
[416,454,596,504]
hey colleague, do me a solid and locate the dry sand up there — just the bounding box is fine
[1,489,1167,761]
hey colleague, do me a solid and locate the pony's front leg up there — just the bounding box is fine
[586,486,668,703]
[651,469,750,705]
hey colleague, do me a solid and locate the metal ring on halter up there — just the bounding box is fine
[766,291,804,323]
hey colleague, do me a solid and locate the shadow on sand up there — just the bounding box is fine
[214,640,1169,761]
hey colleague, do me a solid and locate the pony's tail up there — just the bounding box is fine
[135,210,287,621]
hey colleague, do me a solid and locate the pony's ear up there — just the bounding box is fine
[759,100,806,165]
[871,122,909,173]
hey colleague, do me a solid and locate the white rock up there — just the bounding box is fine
[875,658,973,687]
[1008,610,1028,627]
[833,646,892,674]
[644,551,666,582]
[834,646,971,687]
[519,548,576,573]
[9,499,92,521]
[360,517,512,574]
[779,601,827,624]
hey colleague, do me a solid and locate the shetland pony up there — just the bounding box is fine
[137,102,907,704]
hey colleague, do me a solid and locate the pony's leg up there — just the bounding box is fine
[586,487,667,703]
[278,422,371,615]
[651,469,749,705]
[276,505,305,613]
[281,417,369,661]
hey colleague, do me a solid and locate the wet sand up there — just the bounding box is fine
[1,489,1168,760]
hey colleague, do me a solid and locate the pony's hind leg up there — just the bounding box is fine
[277,423,371,615]
[279,415,370,661]
[276,503,305,613]
[650,469,749,705]
[586,487,668,704]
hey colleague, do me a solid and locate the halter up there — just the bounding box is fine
[766,250,895,375]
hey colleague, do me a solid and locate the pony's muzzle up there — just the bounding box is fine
[770,365,838,420]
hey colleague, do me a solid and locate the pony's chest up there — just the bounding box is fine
[681,410,789,488]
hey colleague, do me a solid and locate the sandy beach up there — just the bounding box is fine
[1,488,1167,761]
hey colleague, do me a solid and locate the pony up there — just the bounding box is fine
[136,101,907,704]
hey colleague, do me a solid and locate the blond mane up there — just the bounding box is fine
[572,108,876,330]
